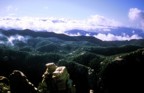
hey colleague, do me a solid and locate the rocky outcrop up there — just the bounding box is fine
[58,61,90,93]
[101,49,144,93]
[0,76,9,86]
[1,48,144,93]
[39,63,75,93]
[0,76,10,93]
[9,70,37,93]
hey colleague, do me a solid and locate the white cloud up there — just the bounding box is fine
[94,33,142,41]
[0,33,30,45]
[0,15,122,33]
[6,5,18,12]
[5,5,18,17]
[86,33,90,36]
[0,14,143,41]
[87,15,122,27]
[7,35,30,46]
[128,8,144,29]
[0,41,4,44]
[128,8,141,21]
[67,32,81,36]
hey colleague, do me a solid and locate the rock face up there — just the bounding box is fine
[9,70,37,93]
[101,49,144,93]
[58,61,89,93]
[0,76,9,86]
[0,76,10,93]
[1,48,144,93]
[39,63,75,93]
[53,66,69,91]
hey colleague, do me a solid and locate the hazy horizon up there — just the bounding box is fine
[0,0,144,41]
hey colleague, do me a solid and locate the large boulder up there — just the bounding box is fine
[58,61,89,93]
[39,63,58,93]
[9,70,37,93]
[53,66,70,92]
[39,63,75,93]
[101,49,144,93]
[0,76,9,85]
[0,76,10,93]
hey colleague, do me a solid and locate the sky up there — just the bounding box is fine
[0,0,144,41]
[0,0,144,19]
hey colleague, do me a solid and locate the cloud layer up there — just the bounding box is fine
[0,15,122,33]
[94,33,142,41]
[128,8,144,29]
[0,10,144,41]
[0,33,30,46]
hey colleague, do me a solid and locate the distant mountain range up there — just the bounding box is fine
[1,28,144,47]
[1,27,144,41]
[65,27,144,37]
[65,29,98,36]
[0,29,102,43]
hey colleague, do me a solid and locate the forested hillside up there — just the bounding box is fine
[0,29,144,93]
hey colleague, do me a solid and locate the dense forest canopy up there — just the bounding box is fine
[0,29,144,93]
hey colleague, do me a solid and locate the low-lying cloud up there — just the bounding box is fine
[94,33,142,41]
[7,35,30,45]
[0,33,30,46]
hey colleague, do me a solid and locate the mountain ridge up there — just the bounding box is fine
[1,29,144,47]
[0,29,102,43]
[64,27,144,39]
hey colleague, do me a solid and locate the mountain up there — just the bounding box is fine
[1,29,144,47]
[0,29,76,41]
[65,29,98,36]
[102,48,144,93]
[0,28,144,93]
[0,29,102,44]
[0,42,144,93]
[65,27,144,38]
[105,27,144,37]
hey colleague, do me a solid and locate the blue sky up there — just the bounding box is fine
[0,0,144,41]
[0,0,143,19]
